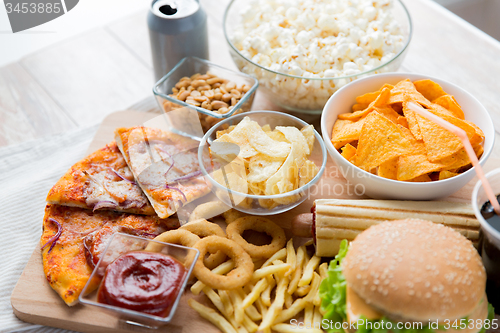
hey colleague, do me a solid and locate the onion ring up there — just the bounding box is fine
[181,219,227,269]
[188,201,230,222]
[145,229,200,253]
[193,236,253,290]
[226,216,286,259]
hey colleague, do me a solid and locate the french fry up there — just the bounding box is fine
[261,276,275,307]
[318,262,328,280]
[259,274,288,331]
[219,290,234,316]
[285,291,293,308]
[288,246,305,294]
[313,306,323,327]
[261,248,287,267]
[191,260,235,295]
[252,263,290,281]
[188,299,238,333]
[273,298,307,324]
[203,286,226,314]
[255,298,268,317]
[304,303,314,327]
[298,255,321,287]
[285,239,296,277]
[272,323,323,333]
[228,289,245,324]
[242,278,268,309]
[294,284,311,297]
[236,288,262,321]
[304,272,321,302]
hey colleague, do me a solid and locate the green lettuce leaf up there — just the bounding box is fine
[319,239,349,333]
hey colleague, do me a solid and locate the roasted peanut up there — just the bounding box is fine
[222,93,232,103]
[168,72,252,131]
[212,101,229,110]
[177,90,190,101]
[230,89,241,99]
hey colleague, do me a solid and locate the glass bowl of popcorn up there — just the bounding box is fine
[223,0,412,114]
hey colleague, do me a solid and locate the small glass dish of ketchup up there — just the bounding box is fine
[79,232,199,328]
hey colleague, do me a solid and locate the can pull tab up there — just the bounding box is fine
[159,2,177,15]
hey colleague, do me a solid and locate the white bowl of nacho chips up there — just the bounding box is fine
[199,111,327,215]
[321,73,494,200]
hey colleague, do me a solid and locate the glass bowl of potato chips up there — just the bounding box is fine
[199,111,327,215]
[321,73,495,200]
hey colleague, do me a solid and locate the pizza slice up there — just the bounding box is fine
[115,127,211,218]
[46,141,155,215]
[40,204,179,306]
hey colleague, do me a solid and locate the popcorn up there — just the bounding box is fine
[229,0,407,111]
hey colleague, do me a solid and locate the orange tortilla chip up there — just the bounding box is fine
[352,104,368,112]
[439,170,459,180]
[413,79,447,102]
[378,157,398,180]
[416,114,463,162]
[402,103,423,141]
[331,118,366,149]
[341,143,357,161]
[339,88,392,121]
[355,84,394,104]
[405,174,432,182]
[375,105,400,124]
[354,112,414,171]
[397,116,408,128]
[397,154,447,181]
[387,79,432,108]
[433,95,465,120]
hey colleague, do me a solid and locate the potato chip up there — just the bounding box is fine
[378,157,398,180]
[247,154,284,183]
[354,112,414,171]
[387,79,432,108]
[237,121,291,159]
[276,126,310,155]
[258,198,279,209]
[433,95,464,119]
[265,143,300,195]
[267,130,289,143]
[413,79,447,102]
[300,125,315,153]
[262,124,272,132]
[341,143,357,161]
[299,160,319,187]
[439,170,459,180]
[248,181,266,195]
[212,167,248,205]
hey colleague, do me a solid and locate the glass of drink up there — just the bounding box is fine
[472,168,500,310]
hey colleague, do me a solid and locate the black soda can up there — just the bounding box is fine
[148,0,209,82]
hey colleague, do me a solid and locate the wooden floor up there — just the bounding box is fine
[1,0,500,150]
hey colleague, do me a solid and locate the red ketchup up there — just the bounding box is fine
[97,251,186,317]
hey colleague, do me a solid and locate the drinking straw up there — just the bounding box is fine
[407,102,500,215]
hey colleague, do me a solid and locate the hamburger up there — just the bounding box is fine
[319,219,494,333]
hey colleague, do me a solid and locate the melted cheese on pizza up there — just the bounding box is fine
[115,127,211,218]
[46,142,155,215]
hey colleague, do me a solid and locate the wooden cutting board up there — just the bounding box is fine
[11,110,498,333]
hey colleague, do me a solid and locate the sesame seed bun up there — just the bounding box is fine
[342,219,487,323]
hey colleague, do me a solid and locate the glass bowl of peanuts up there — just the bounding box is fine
[154,57,259,132]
